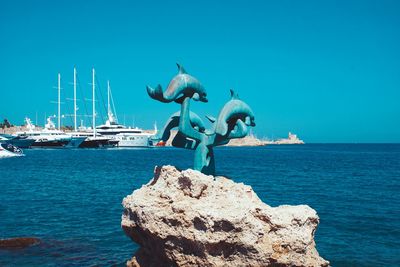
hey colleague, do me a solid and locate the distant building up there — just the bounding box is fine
[266,132,305,145]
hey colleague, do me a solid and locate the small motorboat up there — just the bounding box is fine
[0,143,24,158]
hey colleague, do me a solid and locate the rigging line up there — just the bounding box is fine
[94,75,106,125]
[61,81,74,127]
[109,84,118,122]
[96,76,108,124]
[64,103,74,127]
[64,87,74,127]
[76,75,90,128]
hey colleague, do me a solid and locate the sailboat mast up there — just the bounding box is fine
[92,68,96,137]
[73,67,77,131]
[58,73,61,130]
[107,80,110,115]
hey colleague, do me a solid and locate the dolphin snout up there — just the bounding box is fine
[196,95,208,102]
[200,92,208,102]
[250,117,256,127]
[244,116,256,127]
[193,93,208,102]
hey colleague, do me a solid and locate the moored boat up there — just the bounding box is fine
[75,68,119,149]
[0,134,35,148]
[96,119,154,147]
[78,135,118,148]
[14,118,71,148]
[66,136,87,148]
[95,81,155,147]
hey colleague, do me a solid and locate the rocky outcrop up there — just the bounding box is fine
[122,166,329,266]
[161,131,268,147]
[0,237,40,249]
[226,134,268,147]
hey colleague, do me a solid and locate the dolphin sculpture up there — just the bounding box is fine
[213,89,255,137]
[176,89,256,173]
[146,64,208,103]
[147,64,256,175]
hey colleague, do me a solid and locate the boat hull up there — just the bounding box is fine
[106,134,153,147]
[116,138,151,147]
[8,138,36,148]
[79,139,118,148]
[0,135,35,148]
[31,140,70,148]
[66,137,87,148]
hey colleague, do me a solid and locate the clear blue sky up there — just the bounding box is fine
[1,0,399,143]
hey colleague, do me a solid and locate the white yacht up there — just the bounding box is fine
[14,117,72,148]
[95,81,156,147]
[0,134,35,148]
[96,117,154,147]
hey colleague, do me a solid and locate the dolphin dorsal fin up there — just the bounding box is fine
[230,89,239,99]
[206,115,216,123]
[176,63,187,74]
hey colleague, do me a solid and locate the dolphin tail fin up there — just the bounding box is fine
[205,115,216,123]
[230,89,239,99]
[147,84,166,102]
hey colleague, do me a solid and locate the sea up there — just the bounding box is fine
[0,144,399,266]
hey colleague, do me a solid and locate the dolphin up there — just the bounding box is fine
[214,89,255,136]
[146,64,208,103]
[158,111,206,143]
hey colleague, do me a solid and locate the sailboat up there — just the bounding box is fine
[13,74,77,148]
[76,68,118,148]
[53,72,86,148]
[95,81,156,147]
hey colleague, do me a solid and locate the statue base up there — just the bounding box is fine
[122,165,329,266]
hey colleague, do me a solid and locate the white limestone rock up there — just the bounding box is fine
[122,165,329,267]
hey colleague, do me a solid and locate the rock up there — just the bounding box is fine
[163,131,268,147]
[226,134,268,147]
[0,237,40,249]
[122,166,329,267]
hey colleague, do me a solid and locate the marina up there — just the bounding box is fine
[1,67,159,150]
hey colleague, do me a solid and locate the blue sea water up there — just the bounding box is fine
[0,144,399,266]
